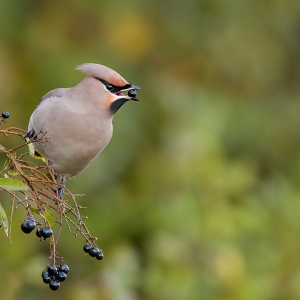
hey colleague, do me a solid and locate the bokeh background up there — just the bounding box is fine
[1,0,300,299]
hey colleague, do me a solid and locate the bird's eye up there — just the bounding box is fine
[106,84,114,91]
[128,89,136,98]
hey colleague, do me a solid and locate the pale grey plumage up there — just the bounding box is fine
[26,63,140,187]
[37,88,69,106]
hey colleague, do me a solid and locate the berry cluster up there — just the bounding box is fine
[20,221,103,290]
[21,219,53,240]
[42,264,69,290]
[83,244,104,260]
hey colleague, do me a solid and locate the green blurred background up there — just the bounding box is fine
[1,0,300,299]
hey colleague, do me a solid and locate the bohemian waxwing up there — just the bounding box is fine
[24,63,140,198]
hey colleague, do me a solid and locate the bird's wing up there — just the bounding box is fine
[37,88,69,107]
[25,88,69,160]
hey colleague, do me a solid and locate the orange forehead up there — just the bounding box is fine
[106,76,128,87]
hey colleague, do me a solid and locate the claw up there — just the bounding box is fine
[57,186,65,199]
[57,176,66,199]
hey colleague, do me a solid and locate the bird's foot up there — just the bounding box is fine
[57,185,65,200]
[57,177,66,200]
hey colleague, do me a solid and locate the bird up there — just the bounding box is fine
[24,63,140,199]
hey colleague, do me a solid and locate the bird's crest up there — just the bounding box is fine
[76,63,128,87]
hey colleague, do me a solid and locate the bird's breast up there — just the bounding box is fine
[31,99,113,177]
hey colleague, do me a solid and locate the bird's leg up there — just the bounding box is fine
[57,177,66,200]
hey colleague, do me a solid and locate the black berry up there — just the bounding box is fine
[48,265,58,276]
[96,251,104,260]
[83,244,92,253]
[59,264,69,274]
[42,270,52,284]
[21,220,36,234]
[1,111,9,119]
[128,89,136,98]
[89,247,100,257]
[43,276,52,284]
[49,279,60,291]
[40,227,53,239]
[42,269,49,278]
[36,228,42,238]
[0,221,2,228]
[57,271,67,282]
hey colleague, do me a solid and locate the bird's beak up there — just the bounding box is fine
[114,83,141,101]
[119,84,141,101]
[130,85,141,90]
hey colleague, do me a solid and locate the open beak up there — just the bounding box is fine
[118,84,141,101]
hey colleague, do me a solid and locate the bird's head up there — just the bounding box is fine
[76,63,141,114]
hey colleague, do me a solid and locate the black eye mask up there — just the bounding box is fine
[95,78,132,94]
